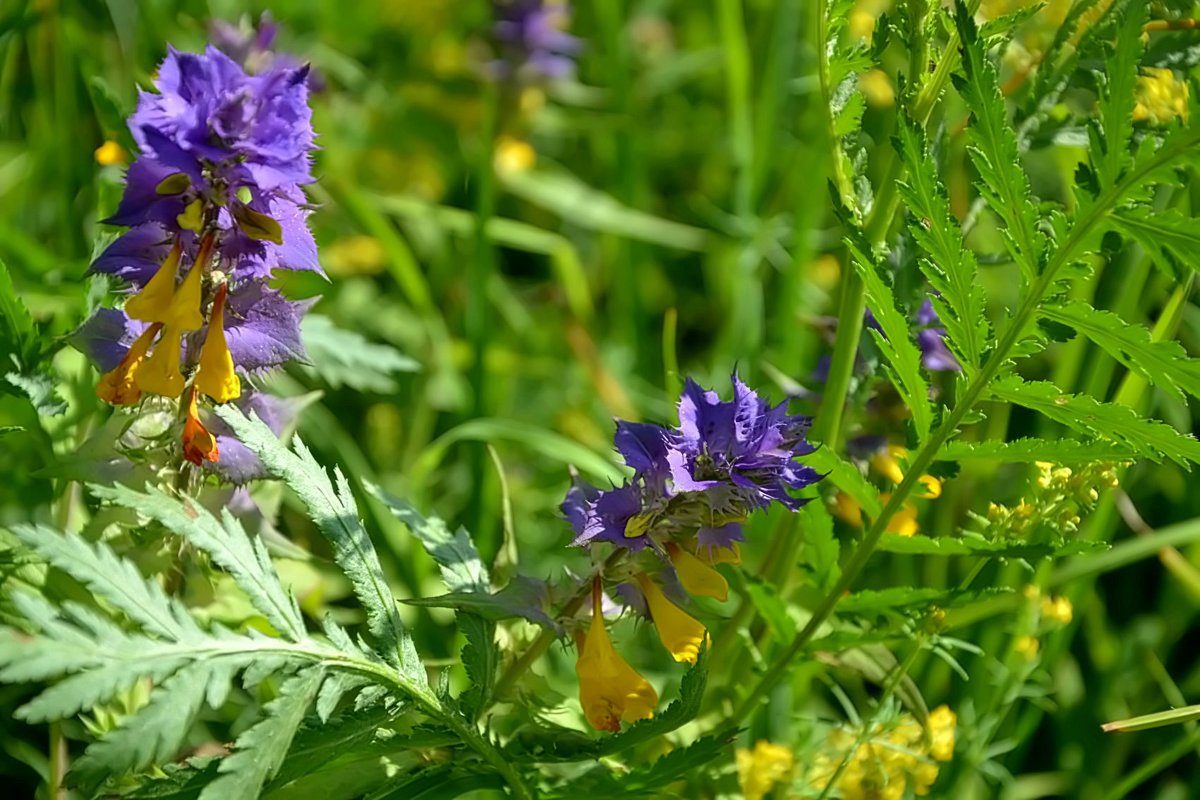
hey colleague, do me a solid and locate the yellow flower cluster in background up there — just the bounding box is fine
[986,461,1118,539]
[834,444,942,537]
[1134,68,1190,125]
[737,740,795,800]
[808,705,957,800]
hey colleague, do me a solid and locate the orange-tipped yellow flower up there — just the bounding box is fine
[135,326,185,398]
[124,241,184,324]
[667,543,728,602]
[575,581,657,731]
[181,386,219,466]
[195,283,240,403]
[95,323,161,405]
[636,573,708,665]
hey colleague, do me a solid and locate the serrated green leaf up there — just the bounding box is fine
[4,370,65,415]
[806,446,882,521]
[894,113,989,371]
[213,407,427,691]
[89,484,305,642]
[267,706,400,790]
[845,237,933,440]
[201,667,324,800]
[457,613,497,720]
[1110,206,1200,278]
[989,375,1200,467]
[623,732,736,793]
[798,501,840,593]
[400,574,558,632]
[1040,302,1200,403]
[9,525,195,641]
[0,257,36,371]
[936,437,1136,463]
[742,577,793,643]
[1093,2,1147,187]
[300,315,420,394]
[68,661,215,793]
[953,4,1045,278]
[369,486,488,594]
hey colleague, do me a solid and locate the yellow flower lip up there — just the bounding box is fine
[95,323,162,405]
[182,385,219,466]
[636,573,708,665]
[195,282,241,403]
[575,579,657,731]
[135,326,185,398]
[667,543,728,602]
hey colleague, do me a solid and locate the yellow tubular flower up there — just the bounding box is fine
[181,385,219,466]
[164,261,205,331]
[195,283,241,403]
[94,140,126,166]
[575,582,657,731]
[667,543,728,602]
[636,573,708,665]
[124,240,184,323]
[871,445,908,484]
[135,326,185,398]
[95,323,162,405]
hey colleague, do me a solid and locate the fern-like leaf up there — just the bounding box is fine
[845,237,934,440]
[894,113,990,372]
[90,484,306,641]
[214,406,427,691]
[953,3,1046,279]
[1040,302,1200,403]
[200,667,325,800]
[936,438,1136,463]
[1092,2,1147,187]
[989,376,1200,467]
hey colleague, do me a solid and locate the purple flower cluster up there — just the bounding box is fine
[563,375,823,555]
[74,42,320,481]
[492,0,581,81]
[914,299,959,372]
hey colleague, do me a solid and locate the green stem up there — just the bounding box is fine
[730,125,1200,725]
[49,721,67,800]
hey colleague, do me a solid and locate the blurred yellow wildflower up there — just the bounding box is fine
[850,0,891,43]
[495,135,537,176]
[860,69,896,108]
[1041,595,1073,625]
[1134,68,1190,125]
[737,740,795,800]
[94,140,126,166]
[1015,634,1040,660]
[835,444,941,536]
[326,235,387,277]
[809,705,957,799]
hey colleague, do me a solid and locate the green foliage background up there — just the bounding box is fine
[3,0,1200,797]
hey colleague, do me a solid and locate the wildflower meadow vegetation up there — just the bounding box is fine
[4,1,1200,798]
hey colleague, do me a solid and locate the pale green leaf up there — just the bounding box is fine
[1110,206,1200,278]
[1103,704,1200,733]
[936,437,1136,463]
[89,484,305,642]
[806,445,882,521]
[300,315,420,394]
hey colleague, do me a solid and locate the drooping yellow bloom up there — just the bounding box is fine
[181,386,219,466]
[667,543,728,602]
[124,240,184,324]
[94,140,126,166]
[195,283,240,403]
[494,136,536,176]
[135,326,185,398]
[736,740,795,800]
[575,582,657,732]
[95,323,161,405]
[636,573,708,665]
